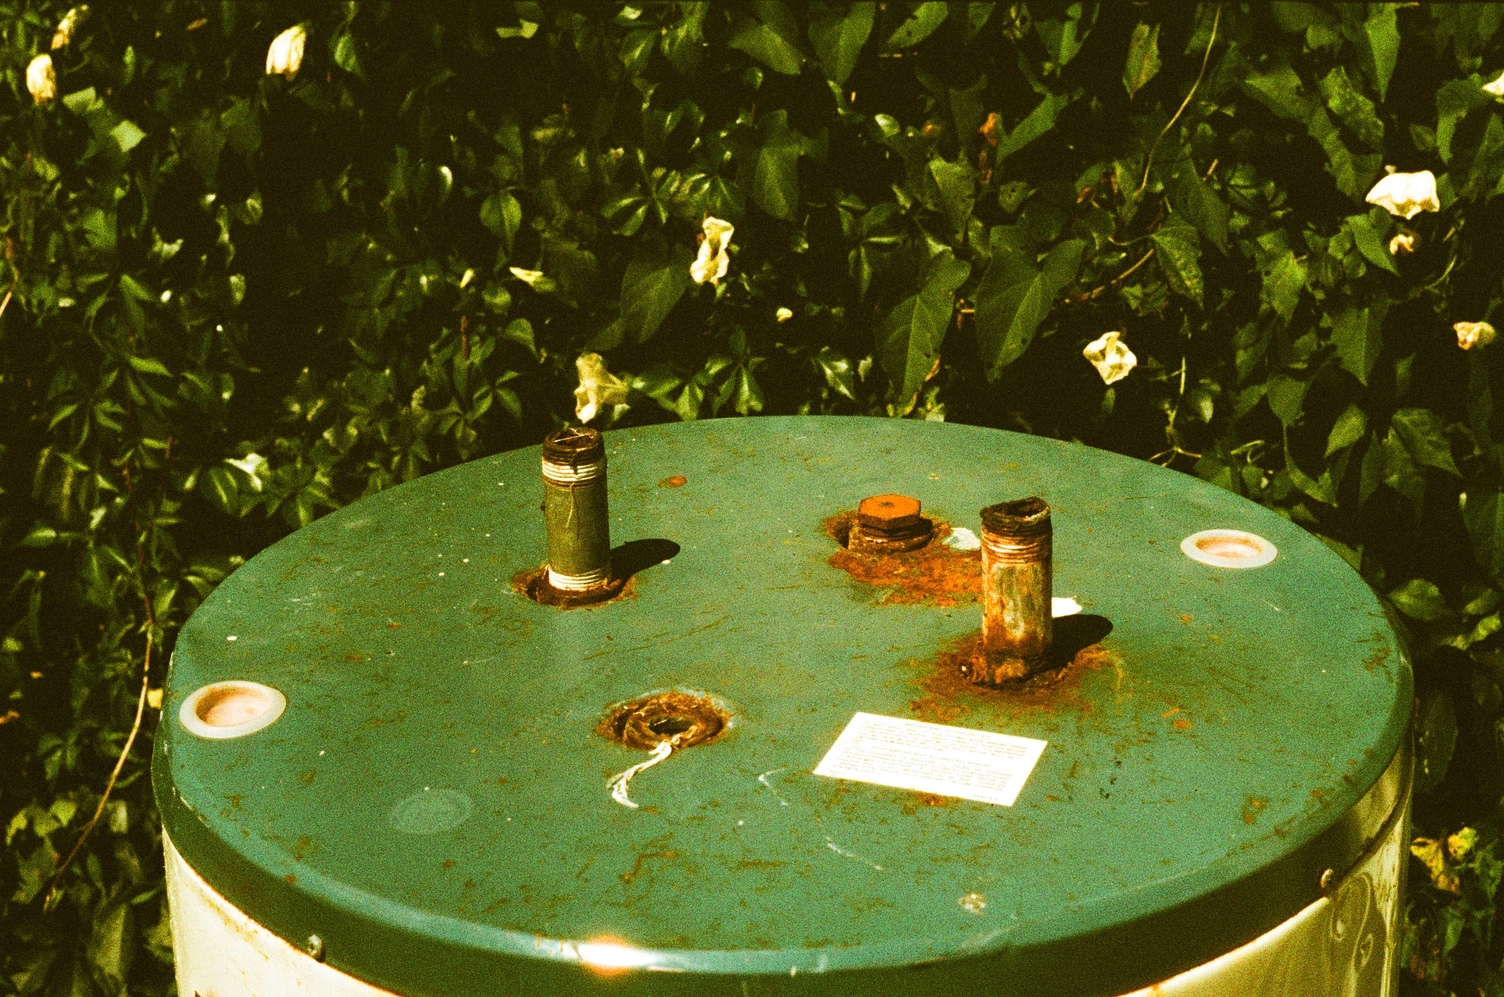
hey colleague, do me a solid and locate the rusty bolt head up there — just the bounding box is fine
[858,494,921,531]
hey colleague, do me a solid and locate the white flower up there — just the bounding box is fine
[690,215,734,285]
[776,307,793,322]
[573,353,630,423]
[51,6,88,50]
[1456,321,1497,351]
[26,54,55,105]
[1485,70,1504,98]
[265,25,307,79]
[1389,232,1417,255]
[1083,331,1136,385]
[1365,170,1440,220]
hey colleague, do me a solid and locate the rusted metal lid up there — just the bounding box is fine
[154,417,1410,996]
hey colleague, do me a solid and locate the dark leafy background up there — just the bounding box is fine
[2,1,1503,992]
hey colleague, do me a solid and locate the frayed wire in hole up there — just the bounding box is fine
[608,741,673,808]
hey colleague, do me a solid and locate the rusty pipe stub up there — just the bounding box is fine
[977,497,1052,685]
[541,427,612,593]
[849,493,933,553]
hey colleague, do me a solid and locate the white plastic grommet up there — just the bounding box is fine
[1181,530,1277,569]
[179,680,287,739]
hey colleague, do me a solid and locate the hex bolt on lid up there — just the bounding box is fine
[849,492,933,553]
[178,680,286,740]
[154,417,1410,997]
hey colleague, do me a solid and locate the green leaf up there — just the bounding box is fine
[1164,150,1229,253]
[809,2,874,85]
[1415,690,1457,794]
[481,192,522,259]
[814,346,856,400]
[593,246,695,349]
[1318,66,1383,150]
[995,93,1071,163]
[1359,3,1399,102]
[884,2,949,51]
[929,157,977,234]
[1331,304,1384,386]
[1122,23,1161,99]
[1151,223,1202,306]
[729,4,806,75]
[1242,63,1316,122]
[1261,251,1306,322]
[750,111,802,220]
[1465,488,1504,583]
[1345,211,1399,274]
[199,466,239,515]
[1306,106,1381,199]
[1379,428,1424,512]
[973,237,1085,379]
[127,355,171,377]
[1390,578,1449,622]
[18,525,61,548]
[332,30,365,77]
[1034,1,1096,68]
[878,251,970,404]
[1266,375,1307,426]
[110,119,146,154]
[1392,408,1460,476]
[1326,403,1368,456]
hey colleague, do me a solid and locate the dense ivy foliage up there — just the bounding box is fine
[3,1,1504,991]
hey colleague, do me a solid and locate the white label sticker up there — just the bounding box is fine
[813,712,1047,807]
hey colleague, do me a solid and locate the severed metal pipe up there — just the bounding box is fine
[541,427,612,593]
[976,497,1052,685]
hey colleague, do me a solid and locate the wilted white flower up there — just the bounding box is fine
[1083,331,1136,385]
[776,307,793,322]
[1365,170,1440,220]
[25,54,55,105]
[573,353,630,423]
[1389,232,1417,255]
[1485,70,1504,98]
[1456,321,1497,351]
[51,5,88,50]
[265,24,307,79]
[690,215,734,285]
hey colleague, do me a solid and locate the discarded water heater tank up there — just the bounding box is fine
[153,417,1411,997]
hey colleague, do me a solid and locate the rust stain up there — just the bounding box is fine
[824,511,980,607]
[285,873,297,885]
[901,792,957,814]
[511,565,634,608]
[1173,718,1192,730]
[1241,797,1266,824]
[621,850,679,885]
[293,836,313,861]
[1179,615,1193,623]
[1161,706,1181,718]
[910,632,1118,722]
[442,859,457,869]
[1363,641,1392,673]
[659,474,688,488]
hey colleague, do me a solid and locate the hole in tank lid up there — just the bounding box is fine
[179,681,287,739]
[1181,530,1277,569]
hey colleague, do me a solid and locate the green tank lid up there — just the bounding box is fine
[153,417,1410,997]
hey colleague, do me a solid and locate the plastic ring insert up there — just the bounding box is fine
[1181,529,1277,569]
[179,680,287,739]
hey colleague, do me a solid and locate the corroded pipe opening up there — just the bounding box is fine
[976,497,1053,685]
[541,427,613,596]
[600,691,730,750]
